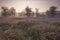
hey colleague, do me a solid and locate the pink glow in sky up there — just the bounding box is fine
[0,0,60,12]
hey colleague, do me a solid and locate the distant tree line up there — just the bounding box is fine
[0,6,59,17]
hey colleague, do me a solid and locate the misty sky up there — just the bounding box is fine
[0,0,60,12]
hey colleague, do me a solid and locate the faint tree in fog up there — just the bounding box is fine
[35,8,39,13]
[1,6,9,16]
[35,8,40,17]
[25,6,32,17]
[46,6,57,17]
[9,7,16,16]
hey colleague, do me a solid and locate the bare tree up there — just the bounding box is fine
[35,8,39,17]
[9,7,16,16]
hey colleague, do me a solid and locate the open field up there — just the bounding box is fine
[0,17,60,40]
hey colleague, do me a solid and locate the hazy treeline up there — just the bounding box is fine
[0,6,60,17]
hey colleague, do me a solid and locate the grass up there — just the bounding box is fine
[0,17,60,40]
